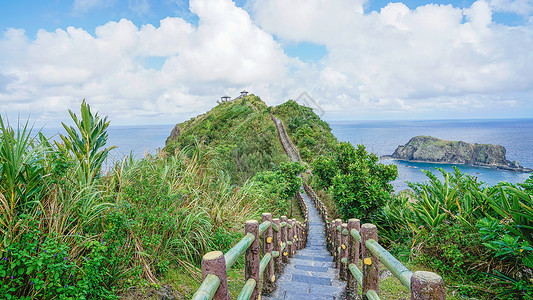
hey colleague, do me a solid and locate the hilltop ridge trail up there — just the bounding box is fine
[263,115,345,300]
[271,115,300,163]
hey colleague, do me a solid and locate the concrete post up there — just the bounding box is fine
[411,271,446,300]
[361,223,379,299]
[335,219,342,268]
[272,218,282,274]
[245,220,260,300]
[281,216,289,263]
[201,251,230,300]
[346,218,361,300]
[340,222,349,280]
[262,213,275,293]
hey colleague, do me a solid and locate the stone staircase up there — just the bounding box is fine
[262,191,345,300]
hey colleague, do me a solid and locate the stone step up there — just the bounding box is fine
[264,281,344,299]
[294,265,329,272]
[262,189,345,300]
[294,254,333,262]
[291,274,331,285]
[285,259,335,268]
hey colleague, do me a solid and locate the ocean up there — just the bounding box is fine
[40,124,175,169]
[41,118,533,190]
[329,119,533,190]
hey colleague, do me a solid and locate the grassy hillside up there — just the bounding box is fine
[273,100,338,163]
[0,98,284,298]
[0,96,341,298]
[166,95,289,184]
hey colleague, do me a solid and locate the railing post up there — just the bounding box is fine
[201,251,230,300]
[273,218,282,274]
[326,220,335,257]
[299,222,304,249]
[245,220,260,300]
[300,221,304,249]
[281,216,289,263]
[335,219,342,268]
[262,213,275,293]
[340,222,348,281]
[324,220,329,250]
[289,219,295,258]
[326,220,332,255]
[361,223,379,299]
[346,218,360,300]
[306,218,310,245]
[299,222,303,250]
[411,271,446,300]
[295,222,300,250]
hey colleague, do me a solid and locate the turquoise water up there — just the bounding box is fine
[41,119,533,190]
[329,119,533,190]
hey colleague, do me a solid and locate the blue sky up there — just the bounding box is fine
[1,1,526,35]
[1,0,533,125]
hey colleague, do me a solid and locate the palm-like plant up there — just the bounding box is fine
[0,117,46,247]
[484,185,533,246]
[60,100,116,184]
[0,118,45,212]
[408,167,488,231]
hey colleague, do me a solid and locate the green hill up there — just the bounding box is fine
[273,100,338,162]
[165,95,338,183]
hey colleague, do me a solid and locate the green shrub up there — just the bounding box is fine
[252,162,305,216]
[0,216,119,299]
[413,222,490,297]
[312,142,397,220]
[273,100,338,162]
[381,167,533,299]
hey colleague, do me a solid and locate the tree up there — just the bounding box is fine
[312,142,397,220]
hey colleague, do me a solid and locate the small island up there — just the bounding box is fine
[387,135,532,172]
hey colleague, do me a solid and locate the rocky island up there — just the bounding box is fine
[388,136,532,172]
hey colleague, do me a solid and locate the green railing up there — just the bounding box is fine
[191,191,310,300]
[303,182,446,300]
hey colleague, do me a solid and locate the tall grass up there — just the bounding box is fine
[0,118,45,247]
[0,99,304,298]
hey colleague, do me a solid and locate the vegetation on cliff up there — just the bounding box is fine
[165,95,289,184]
[0,94,338,298]
[2,95,531,299]
[272,100,338,162]
[0,97,310,298]
[275,107,533,298]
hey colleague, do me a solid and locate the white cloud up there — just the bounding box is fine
[488,0,533,16]
[251,0,533,119]
[251,0,364,44]
[2,0,533,125]
[0,0,288,125]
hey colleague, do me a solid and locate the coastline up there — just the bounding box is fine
[381,156,533,173]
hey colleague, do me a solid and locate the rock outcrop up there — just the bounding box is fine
[390,136,532,172]
[165,124,180,145]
